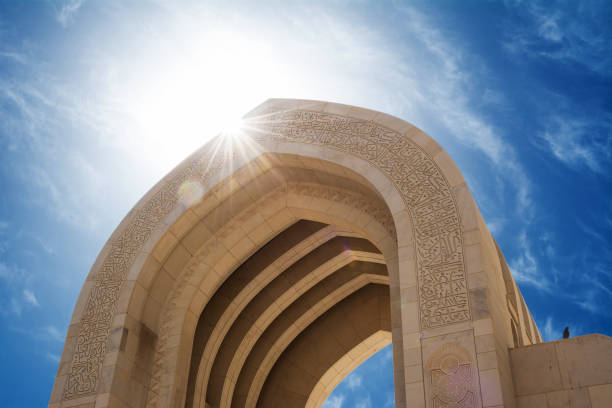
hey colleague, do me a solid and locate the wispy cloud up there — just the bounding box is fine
[322,394,344,408]
[45,352,61,364]
[394,5,533,216]
[577,219,609,244]
[0,262,37,315]
[380,345,392,363]
[9,325,65,343]
[503,2,612,75]
[23,160,103,231]
[385,392,395,407]
[22,289,39,307]
[573,290,599,315]
[0,51,27,64]
[44,325,65,342]
[55,0,85,28]
[355,396,372,408]
[486,218,506,236]
[0,221,9,254]
[346,373,362,390]
[0,257,45,315]
[541,316,561,341]
[510,231,550,291]
[541,315,583,341]
[537,116,611,173]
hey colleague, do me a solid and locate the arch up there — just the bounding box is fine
[234,262,389,408]
[147,164,399,408]
[49,98,516,408]
[202,238,383,407]
[257,284,390,407]
[305,332,391,408]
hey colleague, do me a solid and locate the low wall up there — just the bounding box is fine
[510,334,612,407]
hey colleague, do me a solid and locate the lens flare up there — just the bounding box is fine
[178,180,204,207]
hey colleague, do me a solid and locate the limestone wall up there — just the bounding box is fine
[511,334,612,407]
[467,208,544,408]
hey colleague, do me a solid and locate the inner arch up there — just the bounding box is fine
[171,155,399,408]
[258,284,390,407]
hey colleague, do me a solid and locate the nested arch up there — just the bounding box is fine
[257,284,391,408]
[235,262,390,408]
[304,331,392,408]
[51,99,481,408]
[147,158,400,408]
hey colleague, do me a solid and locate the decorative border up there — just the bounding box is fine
[63,141,227,399]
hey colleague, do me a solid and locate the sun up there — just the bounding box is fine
[221,119,245,139]
[116,29,285,173]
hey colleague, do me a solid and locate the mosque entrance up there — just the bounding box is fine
[50,99,543,408]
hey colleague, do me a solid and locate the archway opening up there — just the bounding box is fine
[143,152,402,408]
[323,344,395,408]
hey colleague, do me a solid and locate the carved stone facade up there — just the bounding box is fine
[63,143,228,399]
[248,110,470,329]
[429,344,475,408]
[50,99,572,408]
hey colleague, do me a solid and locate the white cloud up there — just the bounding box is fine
[36,237,54,255]
[574,291,599,314]
[0,261,23,283]
[385,392,395,407]
[394,5,533,216]
[541,315,583,341]
[322,394,344,408]
[45,352,61,363]
[9,297,23,316]
[577,219,608,244]
[538,117,610,173]
[486,219,506,235]
[0,238,8,255]
[24,162,102,231]
[532,8,563,42]
[44,325,65,342]
[346,373,362,390]
[0,51,27,64]
[510,231,550,291]
[380,346,392,363]
[23,289,39,307]
[0,262,39,315]
[10,325,66,342]
[542,316,561,341]
[503,2,612,75]
[355,396,372,408]
[55,0,85,28]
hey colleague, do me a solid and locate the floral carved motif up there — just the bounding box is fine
[428,344,475,408]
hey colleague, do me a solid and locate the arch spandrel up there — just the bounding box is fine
[50,99,509,408]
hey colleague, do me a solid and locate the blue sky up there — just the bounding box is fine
[0,1,610,407]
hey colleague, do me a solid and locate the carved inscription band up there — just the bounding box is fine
[64,146,227,398]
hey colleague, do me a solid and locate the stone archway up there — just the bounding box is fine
[50,99,537,408]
